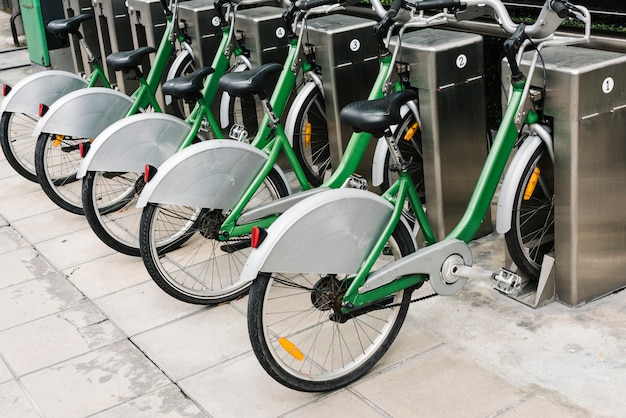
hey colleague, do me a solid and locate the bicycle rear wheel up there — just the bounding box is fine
[505,143,554,280]
[34,132,85,214]
[82,170,145,255]
[139,169,289,304]
[247,223,416,392]
[0,111,39,182]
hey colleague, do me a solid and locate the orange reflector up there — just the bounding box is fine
[278,337,304,361]
[523,167,541,201]
[404,121,419,141]
[304,122,312,147]
[53,135,64,147]
[251,226,267,249]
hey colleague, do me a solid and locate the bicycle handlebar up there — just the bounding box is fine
[295,0,340,11]
[159,0,171,15]
[550,0,569,18]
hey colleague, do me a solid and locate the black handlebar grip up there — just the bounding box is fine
[159,0,171,15]
[300,0,339,10]
[387,0,404,18]
[550,0,570,18]
[406,0,461,10]
[214,0,228,28]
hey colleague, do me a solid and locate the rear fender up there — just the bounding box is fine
[240,188,416,282]
[33,87,134,138]
[77,113,193,178]
[371,104,413,187]
[0,70,88,115]
[136,140,290,208]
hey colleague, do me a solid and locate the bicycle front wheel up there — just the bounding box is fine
[139,169,289,304]
[0,111,39,182]
[247,223,417,392]
[505,143,555,280]
[34,132,85,214]
[380,111,425,224]
[290,84,330,187]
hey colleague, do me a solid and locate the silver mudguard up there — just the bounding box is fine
[219,62,250,130]
[240,188,416,282]
[136,140,290,208]
[33,87,134,138]
[496,133,543,234]
[77,113,193,178]
[0,70,88,115]
[164,48,193,106]
[371,137,388,187]
[370,104,414,187]
[284,81,318,147]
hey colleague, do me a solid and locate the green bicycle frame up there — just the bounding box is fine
[175,24,239,148]
[339,78,528,312]
[123,15,183,116]
[84,62,111,89]
[217,53,398,240]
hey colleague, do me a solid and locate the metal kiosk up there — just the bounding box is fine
[504,46,626,307]
[298,14,379,186]
[62,0,99,76]
[178,0,223,69]
[391,28,491,240]
[92,0,136,93]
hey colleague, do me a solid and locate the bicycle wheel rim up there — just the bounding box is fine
[507,146,555,279]
[250,226,415,390]
[37,133,84,213]
[141,172,288,303]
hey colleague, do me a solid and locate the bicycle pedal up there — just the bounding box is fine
[345,175,368,190]
[229,124,249,142]
[493,268,523,295]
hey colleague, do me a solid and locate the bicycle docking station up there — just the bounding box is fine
[297,14,380,186]
[390,29,491,240]
[92,0,138,94]
[63,0,100,77]
[178,0,223,69]
[494,254,556,309]
[501,45,626,309]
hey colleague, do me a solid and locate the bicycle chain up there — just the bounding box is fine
[365,291,438,314]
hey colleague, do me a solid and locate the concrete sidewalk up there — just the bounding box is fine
[1,10,625,418]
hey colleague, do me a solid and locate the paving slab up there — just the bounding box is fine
[19,340,172,418]
[94,280,205,336]
[132,304,250,381]
[34,227,116,271]
[65,252,151,299]
[0,246,55,289]
[283,390,386,417]
[12,207,90,244]
[0,358,12,383]
[0,272,85,331]
[0,379,41,418]
[179,353,323,418]
[0,302,124,375]
[90,384,207,418]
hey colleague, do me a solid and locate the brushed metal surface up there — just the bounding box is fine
[503,46,626,306]
[392,29,491,240]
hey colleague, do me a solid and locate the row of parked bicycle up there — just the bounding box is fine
[0,0,591,392]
